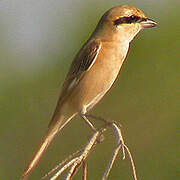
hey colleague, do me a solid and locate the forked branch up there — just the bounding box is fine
[42,129,106,180]
[42,122,138,180]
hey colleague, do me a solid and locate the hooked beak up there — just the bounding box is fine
[140,18,157,28]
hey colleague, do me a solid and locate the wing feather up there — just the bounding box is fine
[49,39,101,126]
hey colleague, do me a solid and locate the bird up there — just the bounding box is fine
[21,5,156,179]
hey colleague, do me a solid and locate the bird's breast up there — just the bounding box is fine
[68,41,129,113]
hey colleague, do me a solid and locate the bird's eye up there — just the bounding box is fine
[127,15,141,23]
[130,15,137,21]
[130,15,135,19]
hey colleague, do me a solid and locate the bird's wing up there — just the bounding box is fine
[61,39,101,98]
[49,39,101,126]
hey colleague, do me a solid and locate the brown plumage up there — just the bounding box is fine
[21,5,156,179]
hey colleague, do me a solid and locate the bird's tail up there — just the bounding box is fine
[21,112,77,180]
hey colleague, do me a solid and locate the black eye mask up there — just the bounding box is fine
[114,15,146,25]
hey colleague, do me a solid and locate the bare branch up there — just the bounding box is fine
[42,150,82,179]
[44,129,106,180]
[124,144,138,180]
[102,123,125,180]
[82,162,87,180]
[42,120,138,180]
[50,157,79,180]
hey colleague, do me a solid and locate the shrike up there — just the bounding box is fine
[22,5,156,179]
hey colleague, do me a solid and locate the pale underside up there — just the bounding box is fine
[57,39,129,116]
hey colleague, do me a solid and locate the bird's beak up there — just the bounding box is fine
[140,18,157,28]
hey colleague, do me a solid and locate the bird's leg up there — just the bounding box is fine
[80,113,97,132]
[80,113,106,143]
[42,114,137,180]
[85,114,124,152]
[86,114,121,127]
[42,114,107,180]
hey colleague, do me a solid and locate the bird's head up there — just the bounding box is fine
[95,5,157,42]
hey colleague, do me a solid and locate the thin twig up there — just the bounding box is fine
[65,161,80,180]
[50,157,79,180]
[102,122,125,180]
[65,130,105,180]
[42,117,138,180]
[82,162,87,180]
[102,122,138,180]
[102,143,123,180]
[124,144,138,180]
[48,129,105,180]
[42,150,82,179]
[112,123,126,159]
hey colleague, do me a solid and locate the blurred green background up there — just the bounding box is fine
[0,0,179,179]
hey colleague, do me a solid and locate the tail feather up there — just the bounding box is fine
[21,113,76,180]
